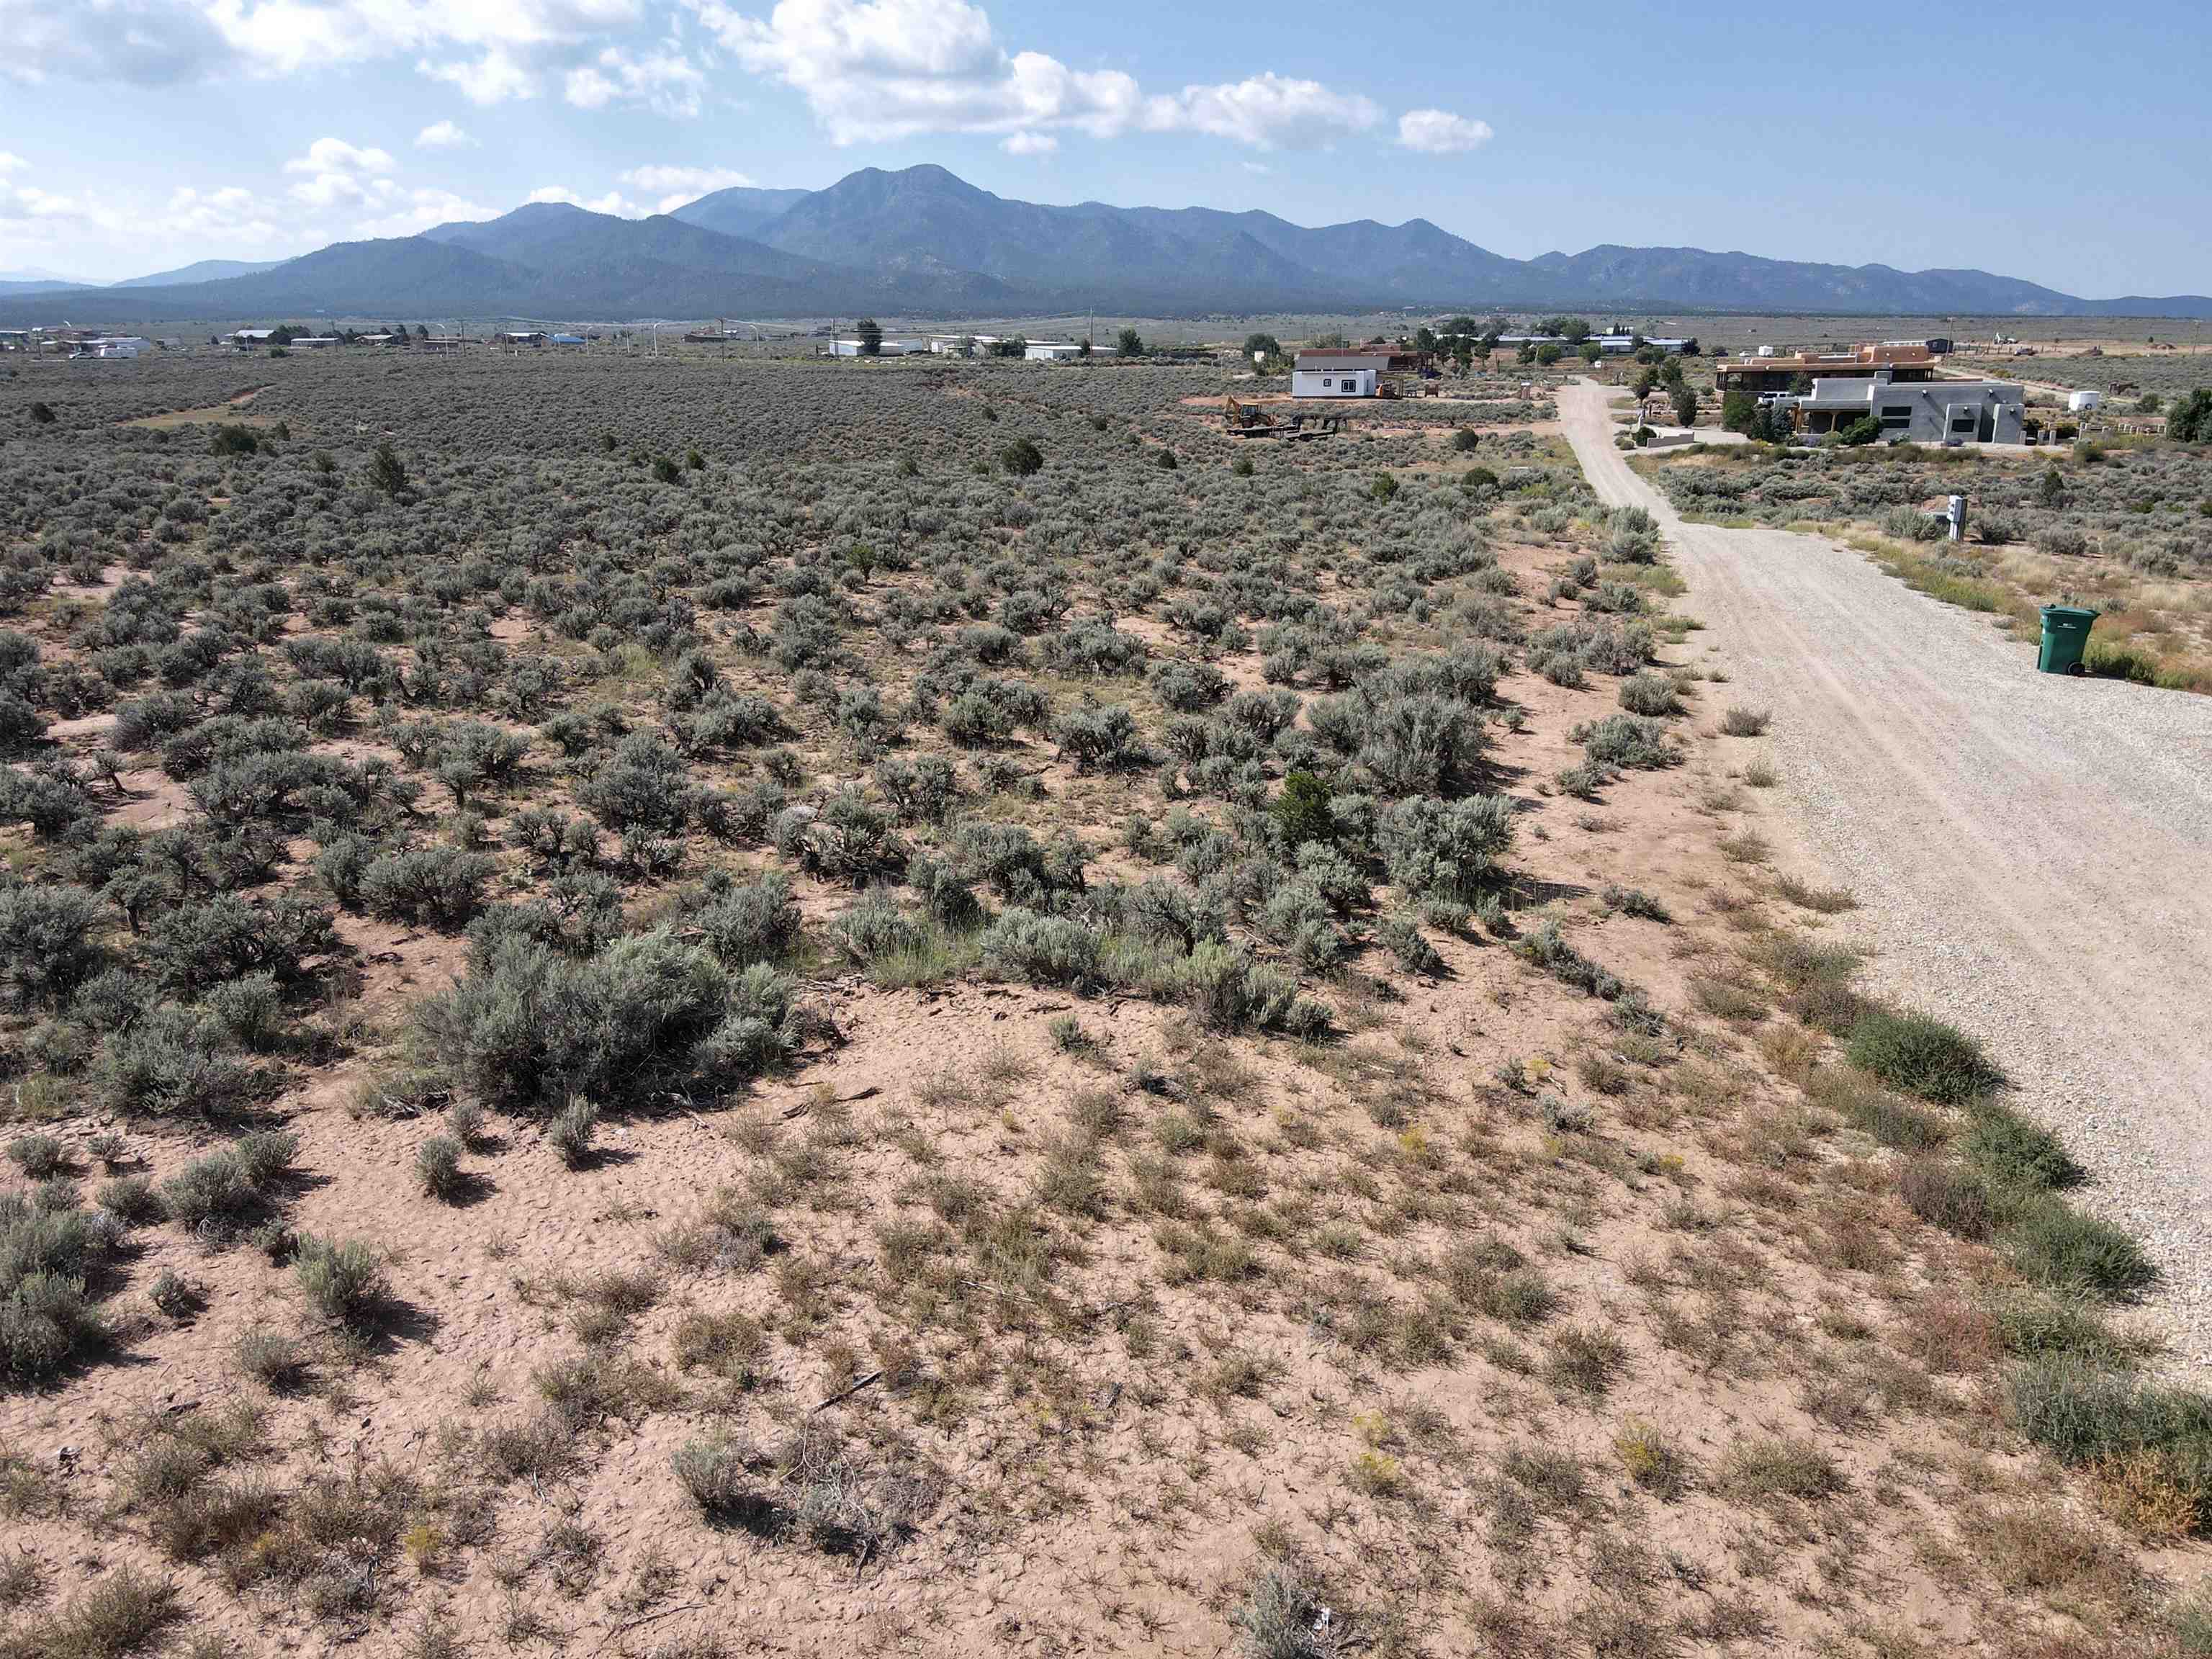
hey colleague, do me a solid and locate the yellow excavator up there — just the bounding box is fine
[1223,394,1275,436]
[1223,395,1341,440]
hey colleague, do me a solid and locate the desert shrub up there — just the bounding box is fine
[575,732,696,833]
[0,1188,114,1385]
[873,755,959,825]
[692,870,802,968]
[94,1007,254,1119]
[295,1235,389,1330]
[673,1434,774,1530]
[1965,1105,2083,1192]
[6,1566,179,1656]
[1719,706,1770,737]
[548,1097,598,1166]
[781,790,901,884]
[2010,1355,2212,1533]
[1056,703,1144,771]
[1177,940,1328,1038]
[1572,714,1676,771]
[1150,660,1228,711]
[1231,1565,1326,1659]
[1897,1154,1996,1238]
[1846,1007,2002,1104]
[415,1135,465,1201]
[981,909,1101,987]
[1377,794,1514,903]
[416,927,785,1114]
[2006,1198,2158,1300]
[0,883,109,1005]
[358,845,495,930]
[1377,912,1444,976]
[1616,672,1681,716]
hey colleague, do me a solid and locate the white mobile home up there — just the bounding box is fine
[1292,368,1377,398]
[1024,341,1082,361]
[830,338,922,356]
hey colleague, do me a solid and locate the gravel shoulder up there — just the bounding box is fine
[1560,381,2212,1361]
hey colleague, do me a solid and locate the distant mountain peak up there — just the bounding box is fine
[3,163,2204,326]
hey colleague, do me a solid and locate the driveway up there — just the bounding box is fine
[1558,380,2212,1358]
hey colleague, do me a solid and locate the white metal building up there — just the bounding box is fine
[830,338,923,356]
[1292,368,1378,398]
[2067,390,2103,413]
[1024,341,1082,361]
[231,328,276,349]
[928,334,1000,354]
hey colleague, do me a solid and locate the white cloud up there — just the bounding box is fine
[688,0,1375,150]
[564,44,704,114]
[1001,129,1054,156]
[282,136,397,209]
[621,163,754,192]
[0,153,26,174]
[620,163,756,212]
[420,45,536,104]
[526,184,647,217]
[1154,73,1380,150]
[415,119,473,148]
[1397,108,1493,155]
[0,0,668,104]
[159,184,279,244]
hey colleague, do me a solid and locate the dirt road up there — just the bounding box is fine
[1559,382,2212,1357]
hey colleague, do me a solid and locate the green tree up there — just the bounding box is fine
[1632,367,1659,400]
[1516,342,1537,366]
[1578,342,1601,365]
[1370,470,1399,502]
[1536,343,1564,367]
[999,438,1044,476]
[1244,332,1281,361]
[1561,318,1593,344]
[2167,388,2212,442]
[1671,385,1699,428]
[1414,326,1437,353]
[1116,327,1144,359]
[368,441,408,496]
[2038,467,2068,506]
[855,318,882,356]
[1722,390,1758,435]
[1839,415,1881,446]
[28,402,54,425]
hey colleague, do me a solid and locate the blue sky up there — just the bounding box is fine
[1,0,2204,294]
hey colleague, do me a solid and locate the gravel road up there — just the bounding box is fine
[1560,381,2212,1359]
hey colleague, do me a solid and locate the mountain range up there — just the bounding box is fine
[4,163,2206,325]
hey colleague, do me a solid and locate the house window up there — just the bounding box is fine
[1951,414,1978,432]
[1323,378,1334,389]
[1879,405,1913,425]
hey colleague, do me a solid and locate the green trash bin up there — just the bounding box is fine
[2037,605,2099,675]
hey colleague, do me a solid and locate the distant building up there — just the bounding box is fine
[1716,343,1938,396]
[829,337,923,356]
[72,336,148,359]
[929,334,1000,354]
[230,328,277,350]
[498,331,547,346]
[1024,341,1082,361]
[291,335,341,349]
[2067,390,2103,413]
[1776,371,2023,444]
[1292,368,1377,398]
[551,334,586,347]
[420,337,465,353]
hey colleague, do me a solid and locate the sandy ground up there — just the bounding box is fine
[1561,379,2212,1362]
